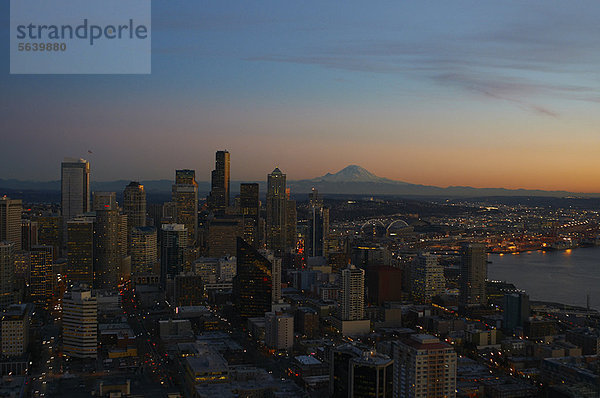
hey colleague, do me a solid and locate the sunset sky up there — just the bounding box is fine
[2,1,600,192]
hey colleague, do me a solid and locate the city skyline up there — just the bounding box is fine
[2,1,600,192]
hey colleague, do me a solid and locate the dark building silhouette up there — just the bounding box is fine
[240,183,260,248]
[366,266,403,305]
[266,168,287,255]
[208,150,230,213]
[172,169,198,245]
[459,243,487,307]
[233,237,273,319]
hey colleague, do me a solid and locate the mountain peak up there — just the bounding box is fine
[317,165,384,182]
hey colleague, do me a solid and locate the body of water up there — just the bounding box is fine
[487,246,600,310]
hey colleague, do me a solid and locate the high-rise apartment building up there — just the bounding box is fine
[393,334,457,398]
[266,168,287,255]
[208,150,230,213]
[160,224,187,287]
[411,253,445,304]
[61,158,90,222]
[0,242,15,309]
[240,183,260,248]
[66,218,94,285]
[0,197,22,251]
[460,243,487,306]
[172,170,198,245]
[233,237,274,319]
[340,264,365,321]
[63,286,97,358]
[93,192,121,289]
[131,226,157,275]
[265,311,294,350]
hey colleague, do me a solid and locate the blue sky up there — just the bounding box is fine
[2,1,600,191]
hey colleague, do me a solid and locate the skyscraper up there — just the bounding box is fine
[172,170,198,245]
[66,218,94,285]
[208,150,230,213]
[240,183,260,248]
[0,242,15,309]
[307,188,329,257]
[131,226,157,275]
[93,192,120,289]
[340,264,365,321]
[21,220,38,251]
[503,292,530,332]
[266,168,287,255]
[349,351,394,398]
[411,253,445,304]
[61,158,90,222]
[160,224,187,287]
[285,191,297,253]
[63,285,97,359]
[233,237,274,319]
[29,245,53,306]
[36,215,62,260]
[393,334,457,398]
[460,243,487,307]
[0,197,22,251]
[123,181,146,230]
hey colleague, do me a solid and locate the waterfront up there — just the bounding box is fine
[488,246,600,310]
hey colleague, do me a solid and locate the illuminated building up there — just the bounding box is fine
[161,224,187,287]
[0,242,15,309]
[208,150,230,213]
[0,197,22,251]
[61,158,90,223]
[460,243,487,306]
[63,285,97,358]
[240,183,259,248]
[130,226,157,275]
[93,192,120,289]
[172,169,198,245]
[207,215,242,257]
[411,253,445,304]
[36,215,62,259]
[1,304,31,357]
[123,181,146,229]
[393,334,457,398]
[29,245,53,306]
[66,218,94,285]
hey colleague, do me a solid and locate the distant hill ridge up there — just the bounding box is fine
[1,165,599,198]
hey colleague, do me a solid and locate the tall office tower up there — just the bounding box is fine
[233,237,273,318]
[160,224,187,287]
[411,253,445,304]
[131,226,157,275]
[307,188,329,257]
[29,245,53,306]
[123,182,146,229]
[61,158,90,222]
[118,213,128,258]
[349,351,394,398]
[285,192,297,253]
[240,183,260,248]
[172,170,198,245]
[208,150,231,213]
[330,344,362,398]
[393,334,457,398]
[1,304,31,357]
[62,286,97,358]
[266,168,287,255]
[66,218,94,285]
[503,292,530,332]
[0,197,22,251]
[207,215,242,257]
[93,192,120,289]
[21,220,38,251]
[265,311,294,350]
[340,264,365,321]
[460,243,487,307]
[36,216,62,259]
[0,242,15,309]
